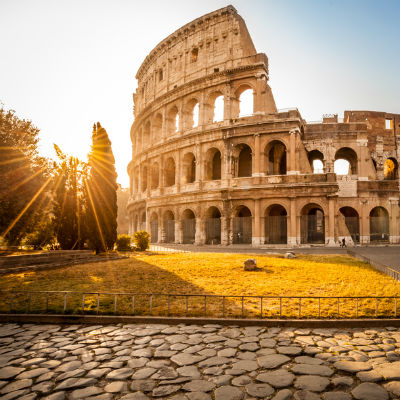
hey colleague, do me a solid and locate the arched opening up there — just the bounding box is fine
[265,205,287,244]
[153,113,162,142]
[140,211,146,231]
[384,158,398,180]
[143,121,151,147]
[151,163,159,189]
[182,209,196,244]
[205,148,221,180]
[182,153,196,184]
[150,212,158,243]
[164,157,176,187]
[308,150,324,174]
[163,210,175,243]
[370,207,389,242]
[339,207,360,244]
[301,204,325,244]
[233,206,252,244]
[168,106,179,134]
[265,141,287,175]
[184,99,200,129]
[213,95,224,122]
[238,88,254,117]
[237,144,252,177]
[334,147,358,175]
[141,166,148,192]
[205,206,221,245]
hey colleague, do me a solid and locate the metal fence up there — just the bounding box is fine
[343,216,360,243]
[182,219,196,244]
[300,215,325,244]
[370,217,389,242]
[206,218,221,244]
[150,221,158,243]
[164,220,175,243]
[1,290,398,319]
[233,217,252,244]
[264,216,287,244]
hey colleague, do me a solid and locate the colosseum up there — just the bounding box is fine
[127,5,400,247]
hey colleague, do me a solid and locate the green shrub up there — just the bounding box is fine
[115,234,132,251]
[133,231,150,251]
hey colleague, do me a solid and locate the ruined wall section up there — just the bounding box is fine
[133,5,265,116]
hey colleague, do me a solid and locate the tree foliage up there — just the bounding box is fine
[133,230,150,251]
[52,145,86,249]
[85,122,118,253]
[0,105,51,245]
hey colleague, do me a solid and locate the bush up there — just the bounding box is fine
[133,230,150,251]
[115,234,132,251]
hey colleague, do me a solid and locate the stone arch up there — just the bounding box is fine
[384,158,398,180]
[152,113,163,142]
[334,147,358,175]
[163,210,175,243]
[207,91,224,123]
[182,152,196,184]
[141,165,148,192]
[151,162,159,189]
[184,98,200,129]
[370,206,389,242]
[308,149,324,174]
[205,206,221,245]
[234,143,252,177]
[150,211,158,243]
[265,140,287,175]
[338,206,359,244]
[164,157,176,187]
[300,203,325,244]
[233,205,252,244]
[167,105,179,134]
[264,204,287,244]
[235,84,255,118]
[205,147,222,180]
[182,209,196,244]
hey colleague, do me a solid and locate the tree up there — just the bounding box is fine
[52,145,86,249]
[85,122,118,253]
[0,105,51,245]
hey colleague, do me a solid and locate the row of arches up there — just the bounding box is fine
[134,87,254,151]
[131,205,391,245]
[308,148,399,179]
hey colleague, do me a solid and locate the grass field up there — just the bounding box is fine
[1,252,399,318]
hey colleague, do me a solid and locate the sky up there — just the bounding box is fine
[1,0,399,187]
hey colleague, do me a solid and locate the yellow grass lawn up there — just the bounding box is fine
[0,252,399,318]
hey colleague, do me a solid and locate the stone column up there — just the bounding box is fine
[175,220,182,244]
[161,108,167,142]
[360,199,370,245]
[221,216,229,246]
[287,129,300,175]
[288,197,297,246]
[389,198,400,243]
[195,218,205,245]
[253,134,262,177]
[176,151,181,192]
[357,138,369,180]
[326,197,336,246]
[252,199,261,245]
[223,83,232,121]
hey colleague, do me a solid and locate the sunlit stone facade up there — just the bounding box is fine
[127,5,400,246]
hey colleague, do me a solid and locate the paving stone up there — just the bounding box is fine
[256,369,295,388]
[55,377,97,390]
[291,364,334,377]
[272,389,292,400]
[214,385,244,400]
[132,367,157,380]
[0,367,25,380]
[334,361,372,373]
[172,354,206,366]
[0,388,31,399]
[130,380,156,392]
[86,368,111,379]
[294,375,330,392]
[374,361,400,380]
[70,386,103,399]
[257,354,290,369]
[120,393,150,400]
[104,381,127,393]
[352,382,389,400]
[323,392,351,400]
[231,360,258,372]
[218,348,237,357]
[232,375,252,386]
[245,383,274,398]
[32,381,54,394]
[177,366,201,378]
[357,370,383,382]
[277,346,302,355]
[294,390,321,400]
[183,380,216,392]
[295,356,324,365]
[332,376,354,387]
[186,392,211,400]
[152,384,181,397]
[151,366,179,380]
[16,368,50,379]
[127,358,148,368]
[260,339,276,348]
[383,381,400,397]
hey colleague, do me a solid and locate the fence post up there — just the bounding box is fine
[97,294,100,314]
[260,297,263,319]
[337,297,340,317]
[167,295,170,316]
[131,296,135,315]
[46,293,49,313]
[279,298,282,318]
[375,298,378,317]
[82,294,85,314]
[63,293,67,313]
[222,296,225,318]
[185,296,188,317]
[298,298,301,318]
[356,298,358,318]
[318,298,321,318]
[241,296,244,318]
[149,295,153,315]
[9,293,14,313]
[27,293,31,314]
[114,295,117,314]
[204,296,207,317]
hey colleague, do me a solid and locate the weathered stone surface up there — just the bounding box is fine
[257,369,295,388]
[291,364,334,376]
[172,354,206,366]
[0,367,24,380]
[295,375,330,392]
[231,360,258,372]
[152,384,181,397]
[294,390,321,400]
[70,386,103,399]
[245,383,274,397]
[214,386,244,400]
[183,380,216,392]
[352,382,389,400]
[374,361,400,380]
[55,377,97,390]
[334,361,372,373]
[258,354,290,369]
[383,381,400,397]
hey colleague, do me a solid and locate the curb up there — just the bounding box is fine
[1,314,400,328]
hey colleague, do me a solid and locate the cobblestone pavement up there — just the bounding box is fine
[0,323,400,400]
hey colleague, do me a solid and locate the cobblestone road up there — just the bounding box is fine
[0,323,400,400]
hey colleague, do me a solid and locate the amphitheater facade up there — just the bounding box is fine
[127,5,400,247]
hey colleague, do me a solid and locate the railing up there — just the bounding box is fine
[0,290,398,319]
